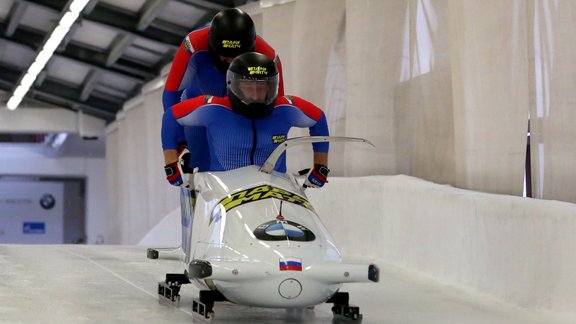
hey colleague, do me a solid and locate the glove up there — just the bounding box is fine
[165,161,184,187]
[177,145,194,173]
[304,164,330,188]
[164,146,195,187]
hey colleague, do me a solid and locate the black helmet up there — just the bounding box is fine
[227,52,279,119]
[208,9,256,70]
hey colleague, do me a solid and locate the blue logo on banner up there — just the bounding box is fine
[23,222,46,234]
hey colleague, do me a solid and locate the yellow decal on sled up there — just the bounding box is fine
[219,185,314,212]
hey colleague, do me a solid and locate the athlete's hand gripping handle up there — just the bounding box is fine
[303,164,330,188]
[164,147,196,188]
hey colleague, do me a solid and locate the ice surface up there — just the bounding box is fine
[0,244,571,324]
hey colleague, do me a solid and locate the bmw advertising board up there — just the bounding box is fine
[0,181,64,243]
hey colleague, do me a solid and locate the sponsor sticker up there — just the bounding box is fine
[222,40,241,48]
[218,185,315,213]
[23,222,45,234]
[254,219,316,242]
[40,193,56,210]
[272,134,286,144]
[247,66,268,75]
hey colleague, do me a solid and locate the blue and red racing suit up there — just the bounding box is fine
[162,95,328,172]
[162,26,285,171]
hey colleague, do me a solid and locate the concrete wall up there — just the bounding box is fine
[307,175,576,317]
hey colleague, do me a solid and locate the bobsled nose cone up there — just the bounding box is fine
[278,278,302,299]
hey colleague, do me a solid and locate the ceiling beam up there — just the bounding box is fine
[87,3,187,45]
[0,35,144,85]
[34,81,121,119]
[138,0,170,31]
[80,70,102,101]
[0,63,120,121]
[0,105,107,135]
[175,0,227,10]
[19,0,183,47]
[5,2,28,37]
[0,26,159,80]
[106,33,135,67]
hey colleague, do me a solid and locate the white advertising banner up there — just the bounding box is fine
[0,181,64,244]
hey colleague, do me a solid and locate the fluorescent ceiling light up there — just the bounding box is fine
[5,0,91,111]
[60,12,79,29]
[13,85,29,98]
[69,0,90,14]
[20,74,36,89]
[6,97,23,110]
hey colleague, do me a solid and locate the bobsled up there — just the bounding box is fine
[149,136,379,320]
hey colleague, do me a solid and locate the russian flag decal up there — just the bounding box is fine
[279,257,302,271]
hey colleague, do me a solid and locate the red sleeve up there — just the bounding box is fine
[173,96,209,119]
[164,28,210,92]
[276,95,323,121]
[275,56,285,97]
[173,96,231,119]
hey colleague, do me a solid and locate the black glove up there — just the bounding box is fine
[304,164,330,188]
[178,147,194,173]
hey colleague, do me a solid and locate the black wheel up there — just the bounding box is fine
[147,248,159,259]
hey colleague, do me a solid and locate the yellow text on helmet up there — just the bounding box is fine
[222,40,241,48]
[247,66,268,75]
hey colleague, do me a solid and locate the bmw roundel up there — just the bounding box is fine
[254,220,315,242]
[40,194,56,210]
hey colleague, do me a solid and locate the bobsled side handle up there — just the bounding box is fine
[260,136,374,174]
[305,263,380,284]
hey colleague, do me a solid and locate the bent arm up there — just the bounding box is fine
[164,149,178,165]
[309,113,329,158]
[161,108,180,157]
[313,152,328,166]
[163,42,193,111]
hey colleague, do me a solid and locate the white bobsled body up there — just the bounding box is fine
[179,137,378,308]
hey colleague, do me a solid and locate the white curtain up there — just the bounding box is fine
[343,0,406,176]
[394,0,456,185]
[323,12,347,174]
[106,86,178,244]
[448,0,529,195]
[256,0,348,172]
[528,0,576,202]
[106,0,576,243]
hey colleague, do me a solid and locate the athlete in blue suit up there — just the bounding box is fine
[162,52,330,189]
[162,9,284,172]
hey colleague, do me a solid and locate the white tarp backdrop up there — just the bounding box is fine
[106,0,576,241]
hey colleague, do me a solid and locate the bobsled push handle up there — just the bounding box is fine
[259,136,375,174]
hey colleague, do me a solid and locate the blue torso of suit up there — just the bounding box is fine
[180,51,227,99]
[162,96,329,173]
[166,51,225,171]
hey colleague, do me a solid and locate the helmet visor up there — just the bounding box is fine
[227,71,279,105]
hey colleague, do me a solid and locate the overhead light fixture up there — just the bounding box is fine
[6,0,91,111]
